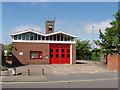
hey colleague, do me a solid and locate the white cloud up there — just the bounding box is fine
[10,24,42,33]
[55,20,70,31]
[84,20,112,35]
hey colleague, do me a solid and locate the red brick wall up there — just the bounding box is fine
[12,42,50,65]
[72,44,76,64]
[107,55,120,70]
[46,21,54,34]
[12,42,76,65]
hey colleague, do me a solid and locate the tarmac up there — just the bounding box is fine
[1,60,117,82]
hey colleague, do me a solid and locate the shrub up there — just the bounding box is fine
[0,66,7,71]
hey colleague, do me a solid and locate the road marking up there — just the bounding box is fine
[1,78,119,84]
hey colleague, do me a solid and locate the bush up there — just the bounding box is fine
[0,66,7,71]
[91,48,103,61]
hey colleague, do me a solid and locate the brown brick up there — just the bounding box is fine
[12,42,76,65]
[12,42,50,65]
[107,55,120,70]
[72,44,76,64]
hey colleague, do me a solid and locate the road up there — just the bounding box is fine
[2,79,118,88]
[1,72,119,88]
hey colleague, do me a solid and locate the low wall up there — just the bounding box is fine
[107,55,120,70]
[2,56,12,61]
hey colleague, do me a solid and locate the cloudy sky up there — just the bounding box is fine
[2,1,118,44]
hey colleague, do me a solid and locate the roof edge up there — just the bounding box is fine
[10,30,78,38]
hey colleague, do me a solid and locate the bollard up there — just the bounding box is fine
[28,69,30,76]
[12,67,16,76]
[42,69,44,75]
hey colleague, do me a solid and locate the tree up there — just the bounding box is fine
[95,11,120,55]
[91,48,104,61]
[76,39,92,60]
[6,44,12,55]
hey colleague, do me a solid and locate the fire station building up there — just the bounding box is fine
[10,21,78,65]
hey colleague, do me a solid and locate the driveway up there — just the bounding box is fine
[6,60,115,76]
[2,60,118,83]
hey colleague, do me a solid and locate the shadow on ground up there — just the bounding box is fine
[76,61,87,64]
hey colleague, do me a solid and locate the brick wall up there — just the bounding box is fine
[12,42,76,65]
[72,44,76,64]
[107,55,120,70]
[12,42,50,65]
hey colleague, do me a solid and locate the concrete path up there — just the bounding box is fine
[4,60,115,76]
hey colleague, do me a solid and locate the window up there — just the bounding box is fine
[61,54,64,58]
[61,34,63,41]
[67,54,70,58]
[49,25,53,31]
[34,34,37,40]
[71,37,74,41]
[50,54,53,58]
[30,33,33,40]
[68,36,70,41]
[50,49,53,52]
[61,49,64,52]
[53,35,56,41]
[18,34,21,40]
[50,36,52,40]
[31,52,38,58]
[26,33,29,40]
[46,36,49,40]
[67,49,70,52]
[56,54,59,58]
[30,51,42,59]
[22,33,25,40]
[57,34,60,41]
[14,35,18,40]
[42,36,45,40]
[64,35,68,41]
[56,49,59,52]
[38,35,41,40]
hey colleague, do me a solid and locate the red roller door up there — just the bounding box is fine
[50,44,70,64]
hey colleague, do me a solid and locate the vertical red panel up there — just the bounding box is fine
[50,44,70,64]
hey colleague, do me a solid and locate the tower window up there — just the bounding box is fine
[49,25,53,31]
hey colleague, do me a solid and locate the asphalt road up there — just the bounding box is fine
[2,72,119,88]
[2,79,118,88]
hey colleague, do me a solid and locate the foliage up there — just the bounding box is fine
[91,48,104,61]
[0,65,7,71]
[6,44,12,55]
[76,39,92,60]
[94,11,120,55]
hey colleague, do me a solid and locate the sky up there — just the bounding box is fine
[2,1,118,44]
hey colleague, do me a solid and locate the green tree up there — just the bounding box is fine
[91,48,104,61]
[6,44,12,55]
[94,11,120,55]
[76,39,92,60]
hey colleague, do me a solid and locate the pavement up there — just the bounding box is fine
[1,60,118,82]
